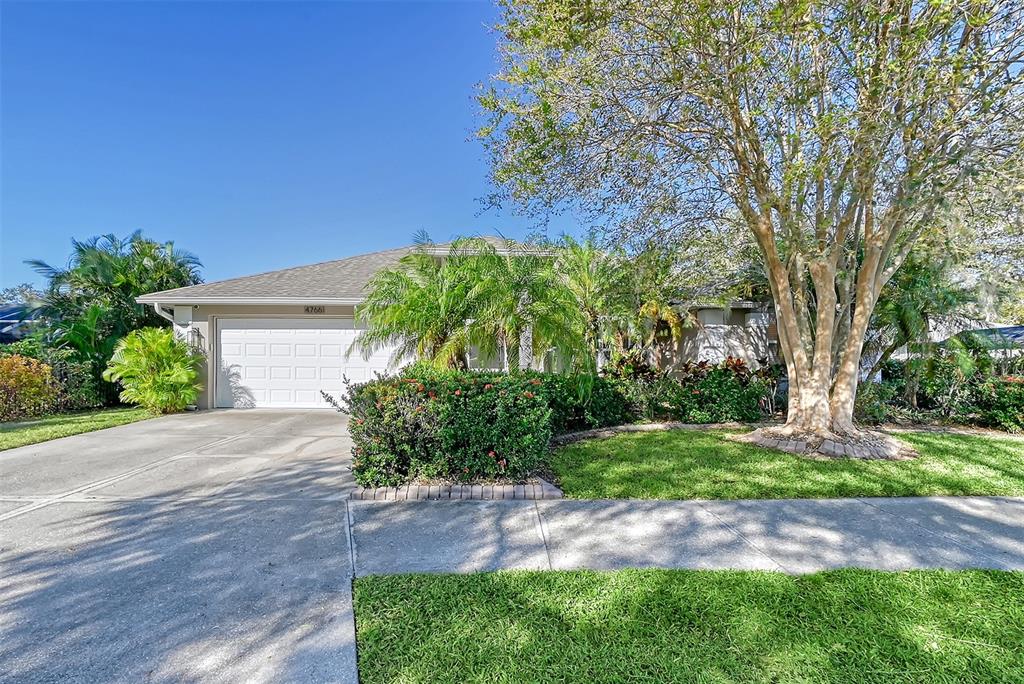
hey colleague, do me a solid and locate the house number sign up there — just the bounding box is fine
[304,305,326,314]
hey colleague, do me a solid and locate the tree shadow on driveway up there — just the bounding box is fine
[0,455,357,683]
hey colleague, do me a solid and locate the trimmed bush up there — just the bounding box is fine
[341,367,556,487]
[103,328,203,413]
[0,355,59,421]
[338,359,773,487]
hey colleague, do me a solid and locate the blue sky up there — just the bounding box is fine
[0,0,571,289]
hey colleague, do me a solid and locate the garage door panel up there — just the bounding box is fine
[216,318,399,408]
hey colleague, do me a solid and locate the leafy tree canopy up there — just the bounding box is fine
[480,0,1024,442]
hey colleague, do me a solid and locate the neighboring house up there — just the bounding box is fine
[138,239,780,409]
[0,304,41,344]
[662,301,778,370]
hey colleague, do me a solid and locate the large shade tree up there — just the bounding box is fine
[480,0,1024,451]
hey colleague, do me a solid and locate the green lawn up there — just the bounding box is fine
[0,407,152,451]
[549,429,1024,500]
[354,569,1024,684]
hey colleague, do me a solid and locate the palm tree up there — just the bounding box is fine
[864,254,975,406]
[27,231,202,392]
[353,238,491,369]
[470,240,576,370]
[551,237,632,372]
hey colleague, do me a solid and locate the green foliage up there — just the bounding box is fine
[340,358,773,487]
[340,366,558,486]
[355,569,1024,684]
[972,377,1024,433]
[354,238,494,369]
[28,231,202,400]
[102,328,203,414]
[856,348,1024,432]
[0,355,59,421]
[552,429,1024,501]
[356,234,696,375]
[853,381,899,425]
[615,358,770,424]
[1,338,104,411]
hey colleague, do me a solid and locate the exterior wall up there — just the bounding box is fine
[171,303,359,409]
[660,305,778,372]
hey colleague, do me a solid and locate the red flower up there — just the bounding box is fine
[692,390,700,395]
[355,418,364,425]
[428,390,436,399]
[454,389,462,396]
[530,379,541,386]
[463,467,469,473]
[488,450,496,458]
[523,391,535,399]
[416,383,425,392]
[484,383,493,390]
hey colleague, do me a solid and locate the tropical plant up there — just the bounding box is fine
[481,0,1024,450]
[470,240,573,370]
[28,231,202,392]
[864,254,976,406]
[353,236,493,369]
[103,328,203,413]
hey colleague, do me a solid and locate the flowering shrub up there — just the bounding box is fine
[337,359,774,486]
[339,366,558,486]
[0,355,60,421]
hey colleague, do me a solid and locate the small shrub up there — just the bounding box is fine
[601,349,659,381]
[0,355,59,421]
[1,339,104,411]
[972,376,1024,433]
[102,328,202,413]
[622,358,770,423]
[854,381,899,425]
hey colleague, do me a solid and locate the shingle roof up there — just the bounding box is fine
[136,237,517,304]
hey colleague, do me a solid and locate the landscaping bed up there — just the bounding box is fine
[354,568,1024,684]
[549,428,1024,500]
[0,407,151,451]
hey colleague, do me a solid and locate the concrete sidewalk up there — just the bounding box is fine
[349,495,1024,575]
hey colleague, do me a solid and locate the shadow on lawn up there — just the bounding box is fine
[355,568,1024,684]
[552,429,1024,500]
[0,454,355,683]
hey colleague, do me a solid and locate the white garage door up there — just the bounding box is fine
[215,318,395,408]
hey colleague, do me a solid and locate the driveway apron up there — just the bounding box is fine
[0,410,358,684]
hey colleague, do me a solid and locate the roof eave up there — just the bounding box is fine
[135,296,366,306]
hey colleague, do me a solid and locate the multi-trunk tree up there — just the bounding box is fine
[480,0,1024,448]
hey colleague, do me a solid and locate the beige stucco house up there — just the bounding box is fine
[139,239,778,409]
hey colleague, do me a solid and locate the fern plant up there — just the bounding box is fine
[103,327,202,413]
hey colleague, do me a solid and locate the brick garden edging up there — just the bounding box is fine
[350,477,563,501]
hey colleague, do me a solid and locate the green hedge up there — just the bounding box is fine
[340,367,558,486]
[338,361,771,487]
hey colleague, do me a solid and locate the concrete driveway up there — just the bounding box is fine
[0,410,358,683]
